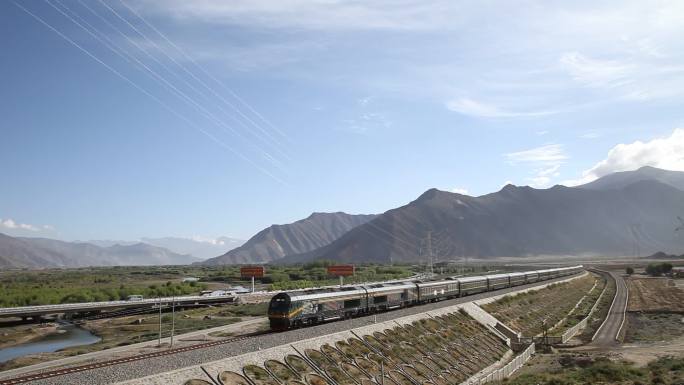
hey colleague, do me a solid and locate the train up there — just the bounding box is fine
[267,265,584,330]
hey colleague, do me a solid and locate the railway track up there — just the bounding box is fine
[0,269,585,385]
[0,331,270,385]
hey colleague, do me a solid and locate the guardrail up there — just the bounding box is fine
[463,343,536,384]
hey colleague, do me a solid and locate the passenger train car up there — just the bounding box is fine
[268,265,583,330]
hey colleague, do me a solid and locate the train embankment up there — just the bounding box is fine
[118,308,511,385]
[481,274,599,337]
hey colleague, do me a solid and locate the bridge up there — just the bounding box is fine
[0,294,237,320]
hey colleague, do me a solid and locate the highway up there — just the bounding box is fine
[591,271,629,347]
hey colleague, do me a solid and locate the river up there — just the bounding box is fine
[0,323,101,363]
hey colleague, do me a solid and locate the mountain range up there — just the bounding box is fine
[282,167,684,263]
[3,166,684,269]
[202,212,377,265]
[0,235,201,269]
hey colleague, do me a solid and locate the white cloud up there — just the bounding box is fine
[446,98,557,119]
[451,187,469,195]
[505,144,568,164]
[0,218,40,232]
[565,128,684,186]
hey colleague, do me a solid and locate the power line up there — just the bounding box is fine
[117,0,292,145]
[113,0,293,159]
[80,0,288,173]
[13,1,285,184]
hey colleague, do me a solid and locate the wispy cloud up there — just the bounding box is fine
[446,98,557,119]
[343,112,392,134]
[580,131,601,139]
[505,144,568,164]
[505,144,568,188]
[560,52,633,88]
[451,187,469,195]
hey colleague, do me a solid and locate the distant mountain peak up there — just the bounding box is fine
[580,166,684,192]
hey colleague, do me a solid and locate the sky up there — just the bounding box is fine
[1,0,684,242]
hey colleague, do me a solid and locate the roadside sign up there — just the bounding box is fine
[327,265,355,277]
[240,266,265,279]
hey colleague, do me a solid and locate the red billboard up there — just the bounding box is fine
[327,265,355,277]
[240,266,265,278]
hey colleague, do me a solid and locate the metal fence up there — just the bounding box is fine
[462,343,536,384]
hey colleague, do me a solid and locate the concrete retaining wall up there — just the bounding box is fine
[462,343,536,385]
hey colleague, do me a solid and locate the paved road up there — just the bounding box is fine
[591,271,628,347]
[4,273,585,385]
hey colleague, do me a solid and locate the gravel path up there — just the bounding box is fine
[11,273,582,385]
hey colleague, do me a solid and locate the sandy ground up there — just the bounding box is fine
[617,335,684,366]
[627,276,684,312]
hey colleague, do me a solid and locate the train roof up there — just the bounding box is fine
[456,275,488,283]
[363,282,416,293]
[287,287,367,302]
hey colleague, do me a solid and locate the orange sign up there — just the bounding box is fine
[240,266,265,278]
[327,265,355,277]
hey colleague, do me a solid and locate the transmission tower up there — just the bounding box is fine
[629,224,641,258]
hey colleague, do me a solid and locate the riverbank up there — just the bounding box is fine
[0,302,266,371]
[0,323,59,350]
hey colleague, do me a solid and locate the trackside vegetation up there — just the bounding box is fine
[497,355,684,385]
[0,263,434,307]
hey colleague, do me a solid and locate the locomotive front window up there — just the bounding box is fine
[269,295,291,312]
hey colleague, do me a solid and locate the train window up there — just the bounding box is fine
[373,295,388,303]
[344,299,361,308]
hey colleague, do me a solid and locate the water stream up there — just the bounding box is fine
[0,323,101,363]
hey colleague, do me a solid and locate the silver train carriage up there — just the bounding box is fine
[268,265,583,330]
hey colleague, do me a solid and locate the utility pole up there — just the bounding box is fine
[170,296,175,348]
[427,231,433,275]
[157,297,162,347]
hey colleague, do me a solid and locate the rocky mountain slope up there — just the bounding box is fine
[202,212,377,265]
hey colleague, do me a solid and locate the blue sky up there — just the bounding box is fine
[1,0,684,241]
